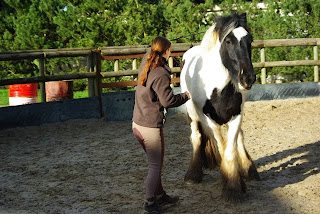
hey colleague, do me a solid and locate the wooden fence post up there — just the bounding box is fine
[114,59,119,72]
[87,52,96,97]
[114,59,120,91]
[260,48,267,84]
[314,46,319,82]
[168,56,173,68]
[132,58,137,70]
[94,50,103,117]
[39,54,46,102]
[132,58,137,82]
[169,56,174,87]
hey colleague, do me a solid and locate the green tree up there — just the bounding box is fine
[3,0,65,50]
[53,0,168,48]
[115,0,167,45]
[163,0,209,43]
[250,0,320,82]
[0,0,319,82]
[0,0,66,79]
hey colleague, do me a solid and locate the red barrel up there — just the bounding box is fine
[9,83,38,106]
[45,81,73,102]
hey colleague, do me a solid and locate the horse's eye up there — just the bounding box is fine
[226,38,231,44]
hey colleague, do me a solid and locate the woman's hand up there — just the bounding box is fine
[185,91,191,100]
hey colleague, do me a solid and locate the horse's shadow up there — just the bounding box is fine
[254,140,320,190]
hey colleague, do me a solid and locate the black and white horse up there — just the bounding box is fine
[180,13,260,202]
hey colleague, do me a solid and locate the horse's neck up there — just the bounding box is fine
[200,43,231,92]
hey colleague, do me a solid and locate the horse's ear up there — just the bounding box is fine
[240,13,247,21]
[213,14,219,23]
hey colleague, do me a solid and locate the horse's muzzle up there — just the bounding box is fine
[239,69,256,91]
[238,82,252,91]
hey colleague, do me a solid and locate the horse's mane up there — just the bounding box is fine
[200,25,218,52]
[200,13,248,52]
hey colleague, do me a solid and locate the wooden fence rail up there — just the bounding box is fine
[0,48,102,116]
[99,38,320,87]
[0,38,319,106]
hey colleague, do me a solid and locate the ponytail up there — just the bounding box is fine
[139,36,171,86]
[139,51,159,86]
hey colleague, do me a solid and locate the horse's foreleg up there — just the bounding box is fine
[221,115,246,202]
[185,119,204,184]
[237,129,260,181]
[208,119,224,164]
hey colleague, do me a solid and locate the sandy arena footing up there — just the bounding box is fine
[0,97,319,214]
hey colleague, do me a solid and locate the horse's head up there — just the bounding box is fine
[214,13,256,90]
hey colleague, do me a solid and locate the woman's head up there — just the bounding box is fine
[139,36,171,86]
[151,36,171,58]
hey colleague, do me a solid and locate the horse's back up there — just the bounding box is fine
[181,46,204,91]
[182,45,203,64]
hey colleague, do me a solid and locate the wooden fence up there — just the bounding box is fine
[99,38,320,87]
[0,38,319,105]
[252,38,320,83]
[0,48,101,100]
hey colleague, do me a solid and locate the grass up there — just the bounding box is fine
[0,89,9,106]
[0,88,89,106]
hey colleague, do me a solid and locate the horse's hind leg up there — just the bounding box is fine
[185,120,204,184]
[237,129,260,181]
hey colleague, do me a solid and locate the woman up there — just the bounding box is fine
[132,36,190,213]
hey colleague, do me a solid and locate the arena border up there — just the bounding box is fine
[0,82,319,130]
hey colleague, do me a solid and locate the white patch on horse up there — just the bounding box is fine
[225,115,242,161]
[232,27,248,42]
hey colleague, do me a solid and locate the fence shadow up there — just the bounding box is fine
[256,140,320,190]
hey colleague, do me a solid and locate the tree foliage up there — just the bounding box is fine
[0,0,319,82]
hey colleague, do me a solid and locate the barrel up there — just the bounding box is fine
[9,83,38,106]
[45,80,73,102]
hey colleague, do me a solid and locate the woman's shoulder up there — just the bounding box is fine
[149,66,170,79]
[153,64,171,74]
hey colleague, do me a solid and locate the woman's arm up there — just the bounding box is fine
[152,74,189,108]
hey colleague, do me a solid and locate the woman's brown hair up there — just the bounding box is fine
[139,36,171,86]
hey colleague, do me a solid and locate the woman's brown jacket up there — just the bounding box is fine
[132,56,189,128]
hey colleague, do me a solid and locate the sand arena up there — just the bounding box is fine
[0,97,319,214]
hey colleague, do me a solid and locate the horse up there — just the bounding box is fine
[180,13,260,202]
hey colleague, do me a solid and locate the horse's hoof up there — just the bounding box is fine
[184,170,203,184]
[247,165,260,181]
[222,188,245,203]
[221,176,246,202]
